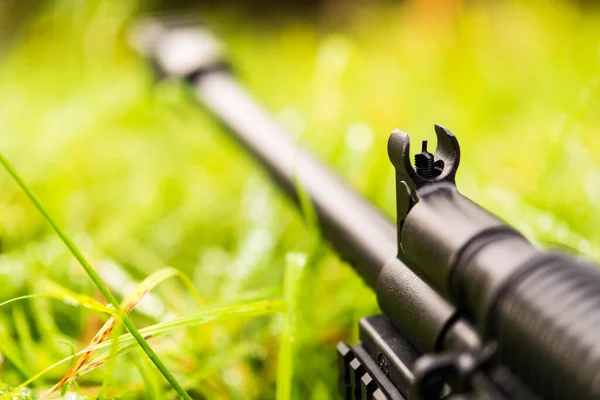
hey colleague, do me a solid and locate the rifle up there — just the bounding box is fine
[132,17,600,400]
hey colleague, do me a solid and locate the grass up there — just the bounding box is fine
[0,147,192,399]
[0,0,599,398]
[276,253,306,400]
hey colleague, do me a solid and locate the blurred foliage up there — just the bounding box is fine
[0,0,39,45]
[0,0,598,398]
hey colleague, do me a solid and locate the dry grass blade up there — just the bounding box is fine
[42,267,200,398]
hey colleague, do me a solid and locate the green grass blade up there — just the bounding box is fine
[0,324,33,380]
[0,294,65,309]
[276,253,306,400]
[293,171,322,252]
[41,281,115,315]
[1,291,112,316]
[57,339,78,367]
[0,152,192,400]
[12,305,37,373]
[293,167,328,266]
[133,348,163,400]
[140,266,206,306]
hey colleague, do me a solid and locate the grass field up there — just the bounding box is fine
[0,0,599,398]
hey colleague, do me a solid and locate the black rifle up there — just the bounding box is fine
[132,18,600,400]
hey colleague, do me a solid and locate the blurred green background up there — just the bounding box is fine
[0,0,598,398]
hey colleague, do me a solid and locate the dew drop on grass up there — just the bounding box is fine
[0,382,33,400]
[64,297,80,308]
